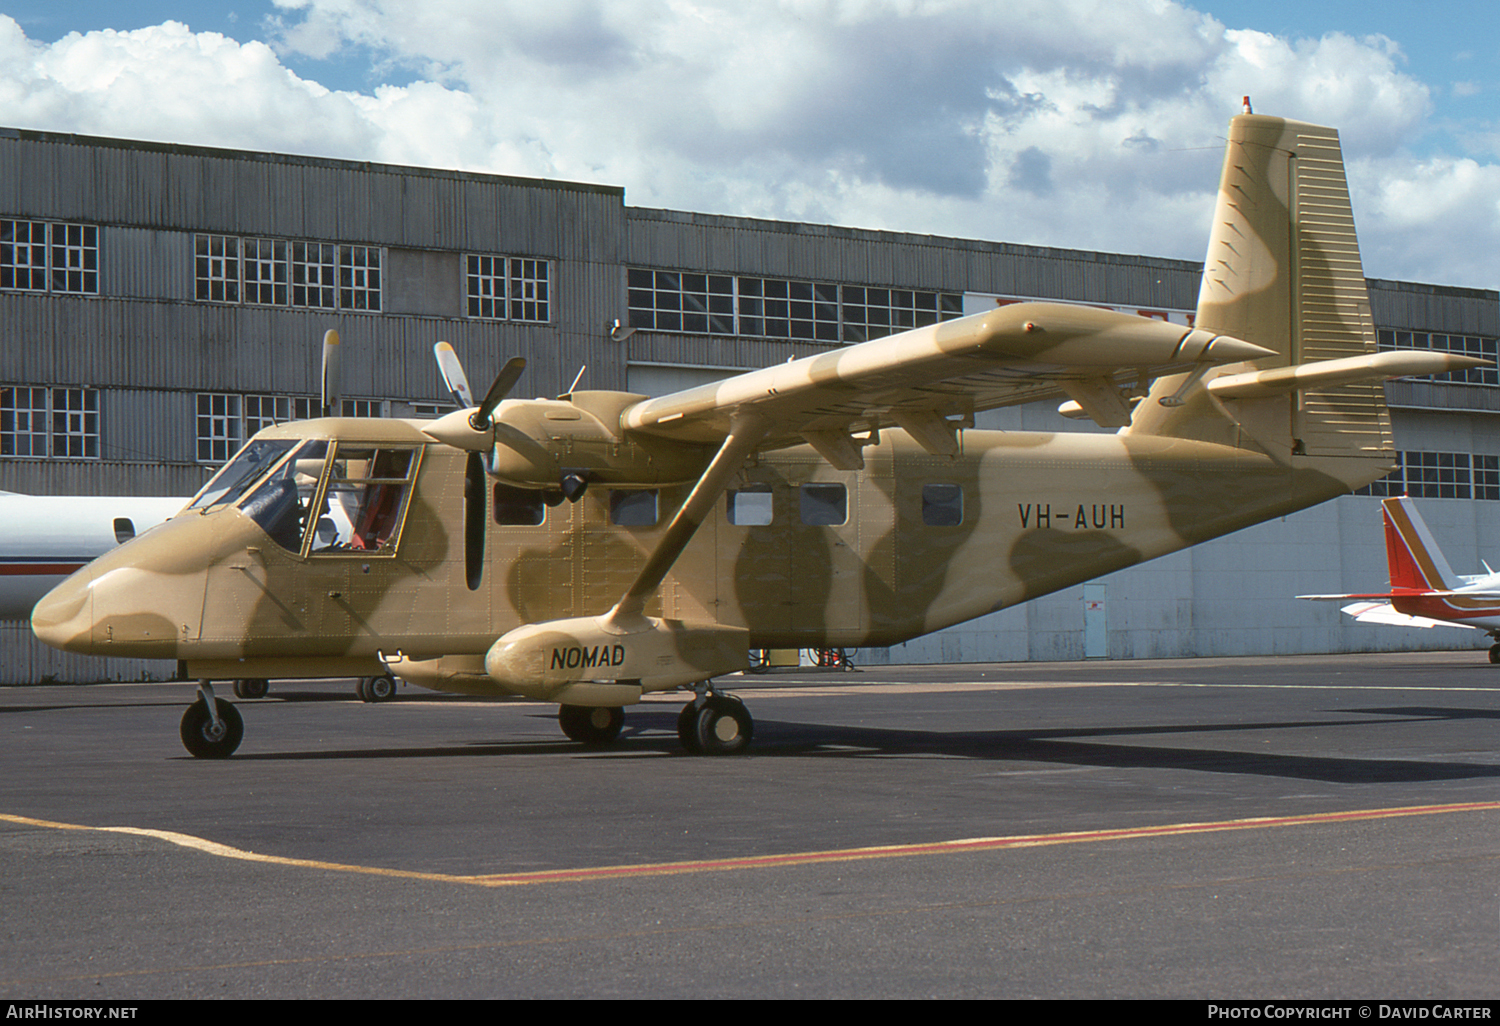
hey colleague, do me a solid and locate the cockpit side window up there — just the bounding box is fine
[307,445,420,556]
[188,439,299,511]
[238,441,329,552]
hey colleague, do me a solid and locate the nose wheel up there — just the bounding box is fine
[180,683,244,758]
[677,691,753,754]
[356,674,398,702]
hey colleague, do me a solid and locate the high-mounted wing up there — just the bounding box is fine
[620,302,1274,467]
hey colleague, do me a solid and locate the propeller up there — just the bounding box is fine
[434,342,526,431]
[320,329,341,417]
[433,342,529,592]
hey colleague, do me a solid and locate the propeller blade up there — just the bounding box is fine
[434,341,475,409]
[321,329,341,417]
[473,357,527,430]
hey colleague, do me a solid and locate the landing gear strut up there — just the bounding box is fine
[180,682,244,759]
[677,689,753,755]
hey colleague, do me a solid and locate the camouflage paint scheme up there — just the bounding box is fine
[31,114,1483,717]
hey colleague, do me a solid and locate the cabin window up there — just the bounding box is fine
[494,484,545,526]
[727,485,773,526]
[308,445,418,555]
[922,483,964,527]
[800,483,847,526]
[610,489,658,527]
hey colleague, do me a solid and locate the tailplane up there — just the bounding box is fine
[1382,497,1461,592]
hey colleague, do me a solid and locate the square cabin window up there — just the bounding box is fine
[727,485,773,526]
[610,489,658,527]
[922,483,964,527]
[493,483,544,526]
[800,482,847,526]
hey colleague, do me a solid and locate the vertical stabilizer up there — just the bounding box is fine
[1382,497,1460,592]
[1128,114,1394,463]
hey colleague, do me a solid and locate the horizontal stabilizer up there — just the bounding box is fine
[1209,351,1489,400]
[1338,601,1473,630]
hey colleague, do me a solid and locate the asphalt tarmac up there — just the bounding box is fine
[1,651,1497,999]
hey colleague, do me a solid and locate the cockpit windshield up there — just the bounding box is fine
[187,440,300,512]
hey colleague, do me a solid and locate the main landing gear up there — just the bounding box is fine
[555,686,754,754]
[355,673,398,703]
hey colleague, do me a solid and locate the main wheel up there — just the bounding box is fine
[179,698,244,759]
[1488,644,1500,665]
[677,700,704,754]
[558,704,625,745]
[232,678,269,699]
[692,694,753,755]
[356,675,398,703]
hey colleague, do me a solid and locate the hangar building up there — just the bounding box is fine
[1,126,1496,682]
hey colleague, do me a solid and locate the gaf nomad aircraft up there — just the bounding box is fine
[1303,496,1500,661]
[31,109,1486,758]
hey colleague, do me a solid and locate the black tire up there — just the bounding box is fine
[693,694,753,755]
[558,704,624,745]
[356,675,397,703]
[1488,644,1500,665]
[232,678,269,700]
[677,700,704,754]
[180,698,244,759]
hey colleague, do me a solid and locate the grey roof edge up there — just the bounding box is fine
[1367,277,1499,302]
[625,205,1206,272]
[0,125,625,199]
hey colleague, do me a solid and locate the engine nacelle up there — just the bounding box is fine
[485,615,749,701]
[423,390,712,489]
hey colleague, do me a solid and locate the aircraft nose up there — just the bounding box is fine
[31,568,94,653]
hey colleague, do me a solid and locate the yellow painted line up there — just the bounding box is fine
[5,801,1498,888]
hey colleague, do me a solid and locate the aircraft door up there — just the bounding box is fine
[786,463,883,638]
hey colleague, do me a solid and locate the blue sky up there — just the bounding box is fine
[0,1,1495,289]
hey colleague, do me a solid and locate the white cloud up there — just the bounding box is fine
[0,3,1492,289]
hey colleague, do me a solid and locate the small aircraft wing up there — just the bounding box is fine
[620,302,1274,464]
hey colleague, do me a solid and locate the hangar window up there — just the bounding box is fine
[466,255,551,322]
[921,483,964,527]
[49,223,99,295]
[3,219,98,295]
[0,386,99,461]
[1358,451,1473,500]
[339,246,382,312]
[196,393,242,464]
[194,235,240,302]
[1379,329,1500,388]
[242,238,288,305]
[245,395,317,436]
[1476,456,1500,501]
[625,266,960,344]
[290,241,338,309]
[610,489,658,527]
[800,483,847,526]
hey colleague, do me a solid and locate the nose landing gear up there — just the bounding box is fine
[180,682,244,759]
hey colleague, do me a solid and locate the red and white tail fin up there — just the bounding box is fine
[1382,497,1460,592]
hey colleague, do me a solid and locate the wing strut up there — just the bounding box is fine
[604,414,770,630]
